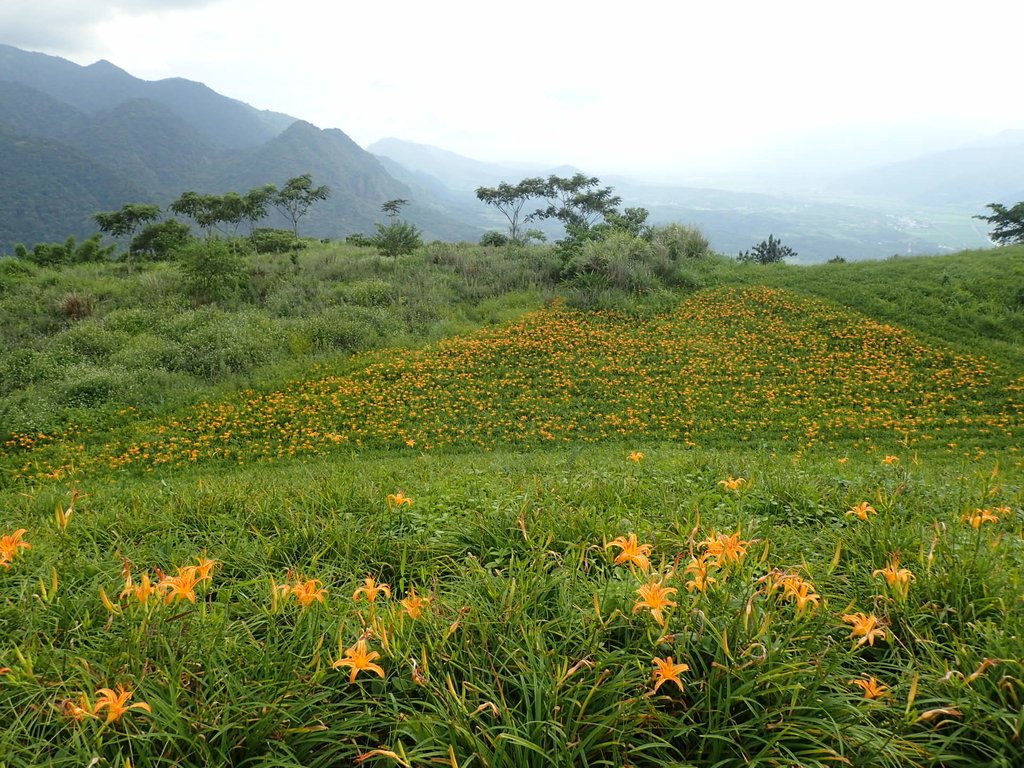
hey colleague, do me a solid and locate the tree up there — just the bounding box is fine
[533,174,623,235]
[273,174,330,237]
[974,202,1024,245]
[130,219,192,260]
[242,185,277,236]
[738,234,797,264]
[475,177,546,243]
[372,199,422,257]
[169,191,223,237]
[93,204,161,239]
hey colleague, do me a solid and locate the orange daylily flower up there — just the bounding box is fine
[702,530,749,567]
[842,611,888,647]
[353,576,392,603]
[332,639,385,683]
[882,455,900,466]
[718,476,746,492]
[651,656,690,693]
[846,501,877,521]
[627,451,645,462]
[93,685,152,723]
[386,492,413,508]
[285,578,329,608]
[605,532,653,573]
[961,508,999,528]
[783,578,821,615]
[400,589,430,619]
[0,529,31,569]
[120,572,157,606]
[683,555,716,593]
[633,579,677,626]
[873,554,914,599]
[62,695,95,722]
[850,676,889,699]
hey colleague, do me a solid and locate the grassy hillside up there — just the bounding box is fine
[1,242,1022,766]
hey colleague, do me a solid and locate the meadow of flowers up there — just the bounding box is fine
[6,286,1021,482]
[1,276,1022,766]
[0,445,1020,767]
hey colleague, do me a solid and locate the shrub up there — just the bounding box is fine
[651,223,710,261]
[130,220,193,260]
[178,238,247,303]
[173,311,284,378]
[563,232,657,293]
[56,292,94,320]
[57,323,127,362]
[59,364,136,408]
[480,231,510,247]
[303,308,375,353]
[738,234,797,264]
[345,233,375,248]
[372,220,423,257]
[343,278,393,307]
[250,228,303,254]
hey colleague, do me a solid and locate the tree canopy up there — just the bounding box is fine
[975,202,1024,245]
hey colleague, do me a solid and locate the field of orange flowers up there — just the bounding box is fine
[5,286,1021,482]
[0,442,1020,767]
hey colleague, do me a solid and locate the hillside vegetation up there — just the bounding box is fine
[1,241,1022,767]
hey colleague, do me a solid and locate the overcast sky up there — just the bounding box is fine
[2,0,1023,178]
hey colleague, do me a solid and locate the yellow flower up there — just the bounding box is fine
[400,589,430,619]
[633,579,677,626]
[873,554,914,599]
[651,656,690,693]
[120,572,156,606]
[683,555,716,593]
[332,639,385,683]
[627,450,645,463]
[882,455,900,466]
[0,529,30,569]
[961,508,999,528]
[386,492,413,508]
[605,532,653,573]
[846,501,877,521]
[287,578,328,608]
[158,566,203,604]
[850,676,889,699]
[93,685,152,724]
[718,476,746,492]
[842,611,887,647]
[783,578,821,615]
[702,530,749,567]
[353,576,391,603]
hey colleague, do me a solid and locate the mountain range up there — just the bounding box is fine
[0,44,484,251]
[1,42,1021,260]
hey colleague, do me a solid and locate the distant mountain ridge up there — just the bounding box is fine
[0,44,485,250]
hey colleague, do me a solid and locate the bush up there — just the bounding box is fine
[250,228,303,254]
[372,220,423,257]
[345,233,375,248]
[738,234,797,264]
[651,223,710,261]
[173,311,284,378]
[563,232,657,293]
[130,220,193,260]
[178,238,247,303]
[343,278,393,307]
[56,292,94,320]
[480,231,510,247]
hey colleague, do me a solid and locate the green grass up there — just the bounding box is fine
[1,240,1023,766]
[1,446,1021,766]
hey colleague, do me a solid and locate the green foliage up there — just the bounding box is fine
[178,238,247,304]
[129,219,193,260]
[345,233,375,248]
[738,233,798,264]
[974,201,1024,245]
[372,220,423,258]
[480,231,510,247]
[273,174,330,237]
[15,234,115,267]
[475,177,547,242]
[651,223,710,261]
[249,227,302,254]
[92,203,161,239]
